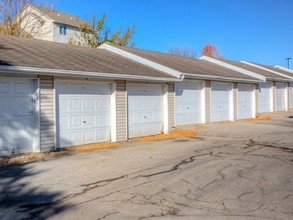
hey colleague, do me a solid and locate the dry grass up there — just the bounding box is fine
[66,142,119,152]
[245,115,272,121]
[134,130,197,142]
[0,142,119,168]
[0,131,197,167]
[0,152,52,168]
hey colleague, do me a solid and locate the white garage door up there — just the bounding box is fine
[211,82,232,122]
[259,82,272,113]
[56,82,111,148]
[275,82,286,111]
[175,81,203,125]
[238,84,254,120]
[128,84,163,138]
[0,79,36,155]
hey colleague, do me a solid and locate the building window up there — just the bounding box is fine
[59,25,67,35]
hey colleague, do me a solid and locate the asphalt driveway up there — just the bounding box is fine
[1,112,293,220]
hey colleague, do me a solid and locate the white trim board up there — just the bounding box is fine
[241,61,293,80]
[99,44,184,79]
[199,56,266,81]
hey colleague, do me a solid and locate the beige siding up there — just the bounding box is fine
[168,83,175,129]
[286,82,290,110]
[272,82,276,111]
[233,83,238,120]
[289,82,293,109]
[116,80,127,141]
[205,80,211,123]
[39,76,55,152]
[255,84,259,114]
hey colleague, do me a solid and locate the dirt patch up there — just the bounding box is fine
[0,142,119,168]
[134,130,197,142]
[245,115,271,121]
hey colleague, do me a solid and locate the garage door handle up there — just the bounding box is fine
[144,116,146,119]
[83,121,86,123]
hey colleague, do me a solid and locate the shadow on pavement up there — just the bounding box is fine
[0,163,71,219]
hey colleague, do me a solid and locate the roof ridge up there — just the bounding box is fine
[29,3,78,18]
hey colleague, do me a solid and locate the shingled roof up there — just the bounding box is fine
[29,3,86,28]
[248,62,293,79]
[217,59,290,80]
[0,35,174,79]
[111,45,259,81]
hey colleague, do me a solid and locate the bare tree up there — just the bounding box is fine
[0,0,43,37]
[168,46,197,58]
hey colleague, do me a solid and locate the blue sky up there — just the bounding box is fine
[51,0,293,68]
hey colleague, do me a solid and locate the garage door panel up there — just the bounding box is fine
[83,115,96,126]
[60,116,69,128]
[12,97,33,115]
[71,132,83,144]
[0,82,9,93]
[0,120,9,131]
[84,130,95,143]
[211,82,232,122]
[14,82,32,94]
[59,99,69,111]
[128,85,163,138]
[84,99,95,110]
[97,99,109,110]
[0,99,9,114]
[259,82,272,113]
[276,83,286,111]
[97,114,110,125]
[0,79,35,155]
[238,84,253,120]
[57,82,111,148]
[71,115,83,127]
[175,81,203,125]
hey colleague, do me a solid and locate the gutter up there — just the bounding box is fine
[183,73,264,83]
[265,77,293,82]
[0,65,182,82]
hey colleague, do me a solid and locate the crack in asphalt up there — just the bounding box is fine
[96,211,119,220]
[245,139,293,153]
[12,134,293,219]
[16,151,213,218]
[133,152,213,179]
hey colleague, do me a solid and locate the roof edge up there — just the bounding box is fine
[98,44,184,79]
[25,3,54,22]
[0,65,182,82]
[274,65,293,75]
[199,56,266,81]
[241,61,293,80]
